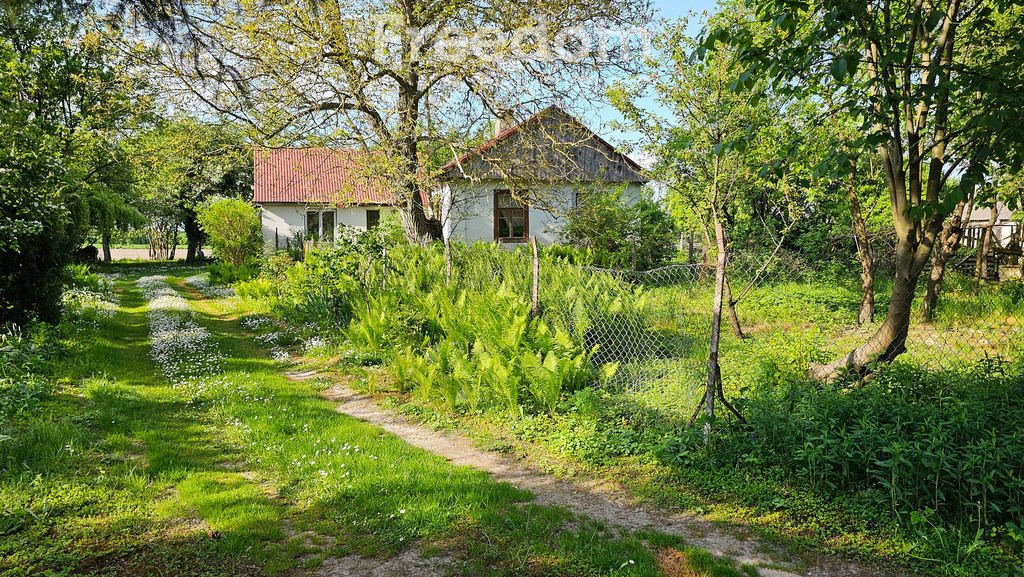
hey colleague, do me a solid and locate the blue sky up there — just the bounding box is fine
[587,0,722,156]
[653,0,720,20]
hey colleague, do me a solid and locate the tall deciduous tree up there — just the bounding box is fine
[117,0,652,244]
[127,118,251,262]
[0,1,140,323]
[711,0,1024,380]
[613,11,813,344]
[612,13,800,425]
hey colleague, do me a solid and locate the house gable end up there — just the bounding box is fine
[442,107,646,185]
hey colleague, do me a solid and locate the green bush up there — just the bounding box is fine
[560,187,678,271]
[662,362,1024,531]
[66,263,100,291]
[0,324,59,419]
[197,197,262,268]
[208,262,258,285]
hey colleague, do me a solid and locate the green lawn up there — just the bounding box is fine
[0,266,754,577]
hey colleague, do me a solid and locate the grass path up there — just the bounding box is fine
[315,380,909,577]
[1,269,759,577]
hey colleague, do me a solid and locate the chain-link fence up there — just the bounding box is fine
[328,237,1024,418]
[495,245,1024,417]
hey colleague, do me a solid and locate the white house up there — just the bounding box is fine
[440,106,647,245]
[964,203,1018,250]
[253,147,401,251]
[254,107,647,250]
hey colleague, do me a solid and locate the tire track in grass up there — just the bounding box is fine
[136,274,292,570]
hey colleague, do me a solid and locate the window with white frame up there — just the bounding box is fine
[305,210,336,242]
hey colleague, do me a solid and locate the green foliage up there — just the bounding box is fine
[0,2,143,323]
[260,241,663,414]
[208,262,258,285]
[0,324,59,420]
[66,264,101,292]
[560,187,678,270]
[197,197,262,268]
[126,118,252,260]
[998,280,1024,305]
[658,362,1024,572]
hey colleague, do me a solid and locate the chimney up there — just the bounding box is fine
[494,119,505,139]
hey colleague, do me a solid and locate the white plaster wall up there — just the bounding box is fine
[258,203,397,251]
[441,181,643,246]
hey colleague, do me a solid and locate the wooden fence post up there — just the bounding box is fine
[530,236,540,318]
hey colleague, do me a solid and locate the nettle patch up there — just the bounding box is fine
[138,275,226,400]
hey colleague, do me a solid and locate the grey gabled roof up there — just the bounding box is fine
[442,106,647,184]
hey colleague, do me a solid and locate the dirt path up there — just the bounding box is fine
[313,379,905,577]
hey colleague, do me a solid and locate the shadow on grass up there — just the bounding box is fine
[0,277,285,576]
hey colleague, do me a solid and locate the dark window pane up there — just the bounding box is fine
[321,211,335,242]
[509,212,525,238]
[366,209,380,229]
[497,211,510,238]
[306,211,319,239]
[494,191,528,241]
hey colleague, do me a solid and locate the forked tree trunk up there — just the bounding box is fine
[702,211,727,442]
[400,185,442,245]
[810,235,921,381]
[690,165,745,437]
[810,0,963,381]
[847,158,875,325]
[922,199,972,322]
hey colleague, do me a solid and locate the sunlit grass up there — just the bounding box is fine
[0,266,752,577]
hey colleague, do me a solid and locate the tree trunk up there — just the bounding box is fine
[184,211,203,263]
[810,235,921,381]
[972,205,999,295]
[847,158,875,325]
[395,36,441,245]
[530,236,540,318]
[922,199,972,322]
[102,232,112,263]
[394,128,440,243]
[723,275,745,339]
[400,183,442,245]
[701,210,727,442]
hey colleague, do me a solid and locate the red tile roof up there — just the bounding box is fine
[253,147,402,206]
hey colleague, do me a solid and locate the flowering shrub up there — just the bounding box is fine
[61,269,121,323]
